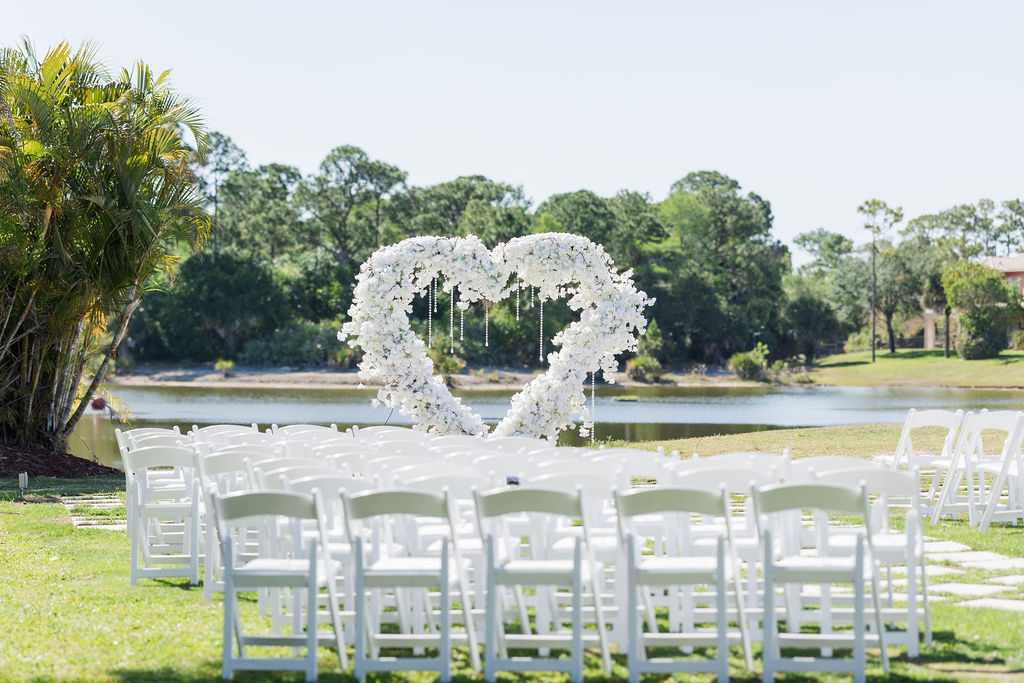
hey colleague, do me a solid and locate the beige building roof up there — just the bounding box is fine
[981,254,1024,273]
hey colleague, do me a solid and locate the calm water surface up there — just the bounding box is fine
[72,383,1024,467]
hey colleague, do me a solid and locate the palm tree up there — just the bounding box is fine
[0,40,209,452]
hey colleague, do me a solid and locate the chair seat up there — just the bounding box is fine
[773,555,862,582]
[364,556,460,587]
[635,555,722,583]
[828,532,916,562]
[233,557,321,588]
[497,559,592,585]
[551,534,618,560]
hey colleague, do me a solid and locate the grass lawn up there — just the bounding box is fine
[807,349,1024,388]
[4,428,1024,681]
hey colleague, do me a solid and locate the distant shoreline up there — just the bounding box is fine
[103,362,753,392]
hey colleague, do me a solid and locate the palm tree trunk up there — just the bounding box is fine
[57,284,142,445]
[944,307,951,358]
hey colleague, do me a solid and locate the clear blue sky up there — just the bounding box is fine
[6,1,1023,260]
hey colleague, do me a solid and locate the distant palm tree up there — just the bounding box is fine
[0,39,209,452]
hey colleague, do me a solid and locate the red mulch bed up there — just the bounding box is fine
[0,444,121,478]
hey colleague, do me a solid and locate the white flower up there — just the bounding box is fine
[341,233,653,439]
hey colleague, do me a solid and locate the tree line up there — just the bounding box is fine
[127,134,1023,374]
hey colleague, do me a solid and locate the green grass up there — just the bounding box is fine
[808,349,1024,388]
[6,425,1024,681]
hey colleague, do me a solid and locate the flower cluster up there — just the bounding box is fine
[340,233,653,440]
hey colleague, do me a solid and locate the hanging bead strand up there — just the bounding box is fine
[515,277,521,320]
[450,286,455,353]
[460,308,464,341]
[427,279,433,348]
[538,298,544,362]
[590,371,596,446]
[484,300,489,347]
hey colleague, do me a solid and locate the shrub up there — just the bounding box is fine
[626,354,663,383]
[957,336,1001,360]
[845,327,880,353]
[240,319,345,367]
[1014,330,1024,350]
[727,342,769,380]
[214,359,235,377]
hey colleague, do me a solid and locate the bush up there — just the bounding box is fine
[626,354,663,383]
[727,342,769,380]
[1014,330,1024,350]
[957,336,1002,360]
[214,359,234,377]
[240,319,345,367]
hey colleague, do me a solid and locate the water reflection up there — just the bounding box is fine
[72,383,1024,468]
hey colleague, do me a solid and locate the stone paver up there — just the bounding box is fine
[891,565,964,578]
[955,598,1024,612]
[922,540,972,553]
[961,557,1024,570]
[931,582,1007,597]
[928,550,1008,564]
[988,575,1024,586]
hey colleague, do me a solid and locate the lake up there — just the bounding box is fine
[71,383,1024,467]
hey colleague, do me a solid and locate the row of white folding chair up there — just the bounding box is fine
[931,410,1024,528]
[122,445,201,586]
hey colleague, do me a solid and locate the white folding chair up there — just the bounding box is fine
[474,485,611,683]
[932,410,1021,525]
[615,486,753,681]
[123,445,201,585]
[816,467,931,657]
[214,490,346,681]
[343,488,480,682]
[196,449,278,601]
[975,412,1024,531]
[786,455,881,481]
[753,482,889,683]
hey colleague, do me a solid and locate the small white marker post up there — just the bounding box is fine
[18,472,28,498]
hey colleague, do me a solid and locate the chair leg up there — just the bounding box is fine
[354,539,365,682]
[626,536,640,683]
[716,539,729,681]
[222,577,235,680]
[762,532,775,683]
[484,536,496,683]
[306,543,319,683]
[440,543,451,683]
[571,540,583,683]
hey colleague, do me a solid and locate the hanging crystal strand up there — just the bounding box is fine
[484,300,489,347]
[515,278,521,320]
[433,277,438,313]
[590,371,596,446]
[538,298,544,362]
[450,287,455,353]
[427,280,432,348]
[460,308,464,341]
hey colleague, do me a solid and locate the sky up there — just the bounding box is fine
[5,0,1023,261]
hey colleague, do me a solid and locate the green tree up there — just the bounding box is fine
[218,163,302,261]
[0,41,209,451]
[794,228,853,276]
[296,145,406,266]
[942,261,1022,359]
[858,199,903,361]
[140,254,290,360]
[781,278,840,365]
[875,240,926,353]
[996,199,1024,257]
[195,131,248,256]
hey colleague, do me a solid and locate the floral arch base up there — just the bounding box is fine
[340,233,653,440]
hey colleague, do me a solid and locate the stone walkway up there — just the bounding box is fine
[61,493,127,531]
[922,539,1024,611]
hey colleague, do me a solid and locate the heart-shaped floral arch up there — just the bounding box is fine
[340,233,653,439]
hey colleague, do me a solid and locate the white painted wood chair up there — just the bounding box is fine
[123,445,201,585]
[815,466,931,656]
[474,485,612,683]
[615,485,753,682]
[753,482,889,683]
[214,490,347,681]
[975,412,1024,531]
[343,488,480,682]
